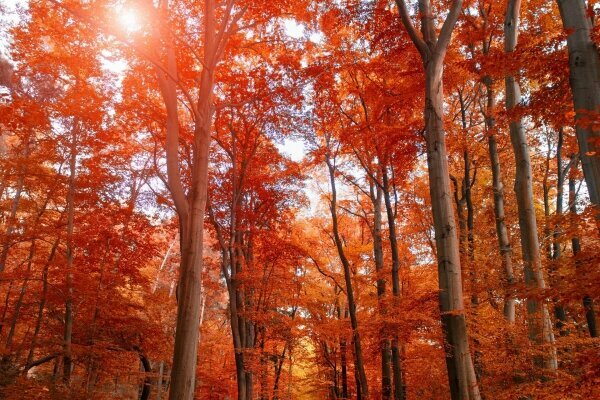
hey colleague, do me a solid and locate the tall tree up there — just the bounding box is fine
[556,0,600,207]
[394,0,481,398]
[504,0,557,370]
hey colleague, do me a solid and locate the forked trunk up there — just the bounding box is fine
[158,2,216,397]
[395,0,481,396]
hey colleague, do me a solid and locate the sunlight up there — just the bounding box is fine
[118,8,141,33]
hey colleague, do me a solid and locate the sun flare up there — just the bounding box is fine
[118,8,141,32]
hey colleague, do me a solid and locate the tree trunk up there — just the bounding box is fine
[209,199,252,400]
[552,129,568,334]
[395,0,481,396]
[569,174,598,337]
[381,169,405,400]
[156,361,164,400]
[484,79,516,321]
[556,0,600,207]
[157,2,216,397]
[370,182,392,400]
[139,353,152,400]
[5,240,35,351]
[26,238,59,368]
[481,14,515,317]
[340,334,348,399]
[0,141,28,273]
[63,124,77,385]
[504,0,557,370]
[424,63,481,400]
[325,154,369,398]
[272,341,288,399]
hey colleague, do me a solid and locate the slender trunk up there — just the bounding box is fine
[456,92,477,304]
[340,330,348,399]
[556,0,600,207]
[5,240,35,351]
[370,182,392,399]
[272,342,287,400]
[85,240,110,394]
[139,353,152,400]
[326,154,369,398]
[153,238,177,293]
[0,141,28,273]
[156,361,164,400]
[464,153,476,305]
[381,169,405,400]
[212,205,249,400]
[552,129,568,334]
[484,79,516,321]
[260,337,267,400]
[569,174,598,337]
[451,149,477,306]
[63,124,77,385]
[153,1,220,398]
[453,179,467,259]
[504,0,557,370]
[26,237,59,367]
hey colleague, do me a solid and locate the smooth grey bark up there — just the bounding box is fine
[451,92,478,305]
[479,14,516,319]
[504,0,557,370]
[485,93,516,318]
[556,0,600,207]
[395,0,481,398]
[487,132,516,322]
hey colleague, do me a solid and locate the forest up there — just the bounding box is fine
[0,0,599,399]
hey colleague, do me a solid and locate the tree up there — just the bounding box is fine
[556,0,600,207]
[394,0,482,398]
[504,0,557,370]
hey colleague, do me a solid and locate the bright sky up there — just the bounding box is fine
[0,0,23,56]
[0,0,308,162]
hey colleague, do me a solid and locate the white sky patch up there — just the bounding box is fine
[309,31,324,44]
[0,0,27,57]
[100,50,129,75]
[283,19,304,39]
[278,138,306,162]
